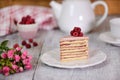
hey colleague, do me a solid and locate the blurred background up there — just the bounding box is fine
[0,0,120,15]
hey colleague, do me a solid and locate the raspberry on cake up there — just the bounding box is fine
[60,27,88,62]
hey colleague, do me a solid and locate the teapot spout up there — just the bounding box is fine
[50,1,62,20]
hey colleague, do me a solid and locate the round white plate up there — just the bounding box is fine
[40,49,107,68]
[99,32,120,46]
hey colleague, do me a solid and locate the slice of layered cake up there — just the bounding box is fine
[60,27,88,62]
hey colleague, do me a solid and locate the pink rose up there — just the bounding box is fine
[16,47,21,51]
[2,66,10,76]
[23,51,28,55]
[25,64,32,70]
[4,72,9,76]
[12,64,19,73]
[21,51,28,59]
[19,67,23,72]
[7,50,14,58]
[12,64,18,70]
[14,55,20,62]
[1,53,7,58]
[22,59,30,65]
[27,55,32,60]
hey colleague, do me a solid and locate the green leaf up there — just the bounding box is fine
[4,47,9,51]
[1,62,5,66]
[0,40,10,53]
[0,40,9,47]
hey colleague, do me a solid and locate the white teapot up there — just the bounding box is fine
[50,0,108,34]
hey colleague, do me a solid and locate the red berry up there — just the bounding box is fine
[25,44,31,48]
[25,20,31,24]
[29,39,33,43]
[74,27,81,32]
[72,32,79,37]
[70,30,74,36]
[22,40,27,46]
[28,19,35,24]
[22,17,27,23]
[33,42,38,47]
[13,43,19,48]
[26,15,31,20]
[79,32,83,37]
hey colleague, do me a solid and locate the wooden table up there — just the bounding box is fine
[0,15,120,80]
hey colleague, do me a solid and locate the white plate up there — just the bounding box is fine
[40,49,107,68]
[99,32,120,46]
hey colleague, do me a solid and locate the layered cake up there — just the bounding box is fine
[60,27,88,62]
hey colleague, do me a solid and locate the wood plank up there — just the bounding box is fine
[0,30,47,80]
[94,0,120,15]
[0,0,12,8]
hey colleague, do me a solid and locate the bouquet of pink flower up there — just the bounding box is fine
[0,40,32,76]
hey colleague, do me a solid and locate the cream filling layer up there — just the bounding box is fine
[60,47,88,51]
[60,43,88,47]
[61,56,88,62]
[61,55,88,59]
[60,37,88,41]
[61,52,88,56]
[60,49,88,53]
[60,40,88,44]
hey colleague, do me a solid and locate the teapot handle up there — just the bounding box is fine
[92,1,108,26]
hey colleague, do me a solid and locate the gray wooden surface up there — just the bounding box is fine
[0,16,120,80]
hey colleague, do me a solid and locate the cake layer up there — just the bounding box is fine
[61,55,88,59]
[60,43,88,47]
[61,56,88,62]
[60,40,88,45]
[60,46,88,51]
[61,52,88,57]
[60,49,88,53]
[60,36,89,62]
